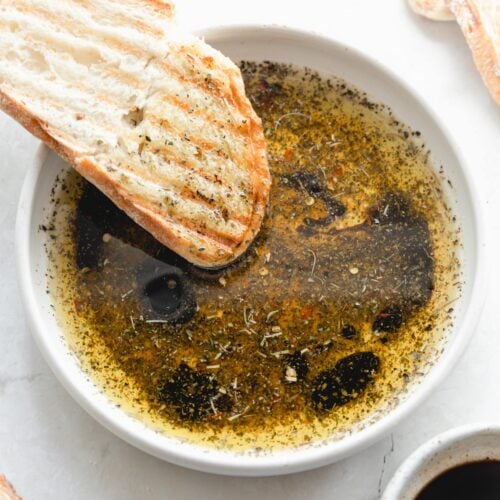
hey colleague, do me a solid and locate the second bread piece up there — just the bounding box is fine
[0,0,271,267]
[408,0,499,104]
[450,0,500,104]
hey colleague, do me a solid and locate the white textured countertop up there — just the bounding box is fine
[1,1,499,498]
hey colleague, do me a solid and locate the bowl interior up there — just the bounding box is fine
[17,25,484,476]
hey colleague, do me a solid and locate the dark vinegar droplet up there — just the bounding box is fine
[373,306,404,333]
[137,258,196,324]
[158,363,219,421]
[341,325,357,340]
[312,352,380,411]
[74,183,132,269]
[145,274,182,316]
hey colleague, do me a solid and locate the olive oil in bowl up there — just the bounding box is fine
[45,62,461,451]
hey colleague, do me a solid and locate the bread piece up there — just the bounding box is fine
[450,0,500,104]
[408,0,499,104]
[0,475,21,500]
[0,0,270,268]
[408,0,455,20]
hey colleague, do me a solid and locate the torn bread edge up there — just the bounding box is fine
[409,0,500,104]
[0,474,21,500]
[450,0,500,104]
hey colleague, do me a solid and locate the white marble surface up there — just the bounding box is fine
[1,1,499,498]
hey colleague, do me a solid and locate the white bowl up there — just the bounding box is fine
[382,424,500,499]
[16,25,486,476]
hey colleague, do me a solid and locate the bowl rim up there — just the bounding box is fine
[15,24,487,476]
[381,423,500,499]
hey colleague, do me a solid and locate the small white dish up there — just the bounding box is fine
[15,25,486,476]
[382,423,500,499]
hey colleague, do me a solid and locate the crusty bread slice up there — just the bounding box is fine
[450,0,500,104]
[408,0,499,104]
[0,0,270,268]
[408,0,455,20]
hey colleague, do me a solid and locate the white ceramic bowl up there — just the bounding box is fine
[382,424,500,499]
[16,25,486,476]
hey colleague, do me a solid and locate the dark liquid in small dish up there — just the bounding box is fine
[416,460,500,500]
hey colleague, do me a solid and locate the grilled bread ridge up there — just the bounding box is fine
[0,0,270,267]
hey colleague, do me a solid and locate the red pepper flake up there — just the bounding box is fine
[333,165,344,177]
[301,306,314,320]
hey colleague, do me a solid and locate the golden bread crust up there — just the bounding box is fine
[0,0,270,267]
